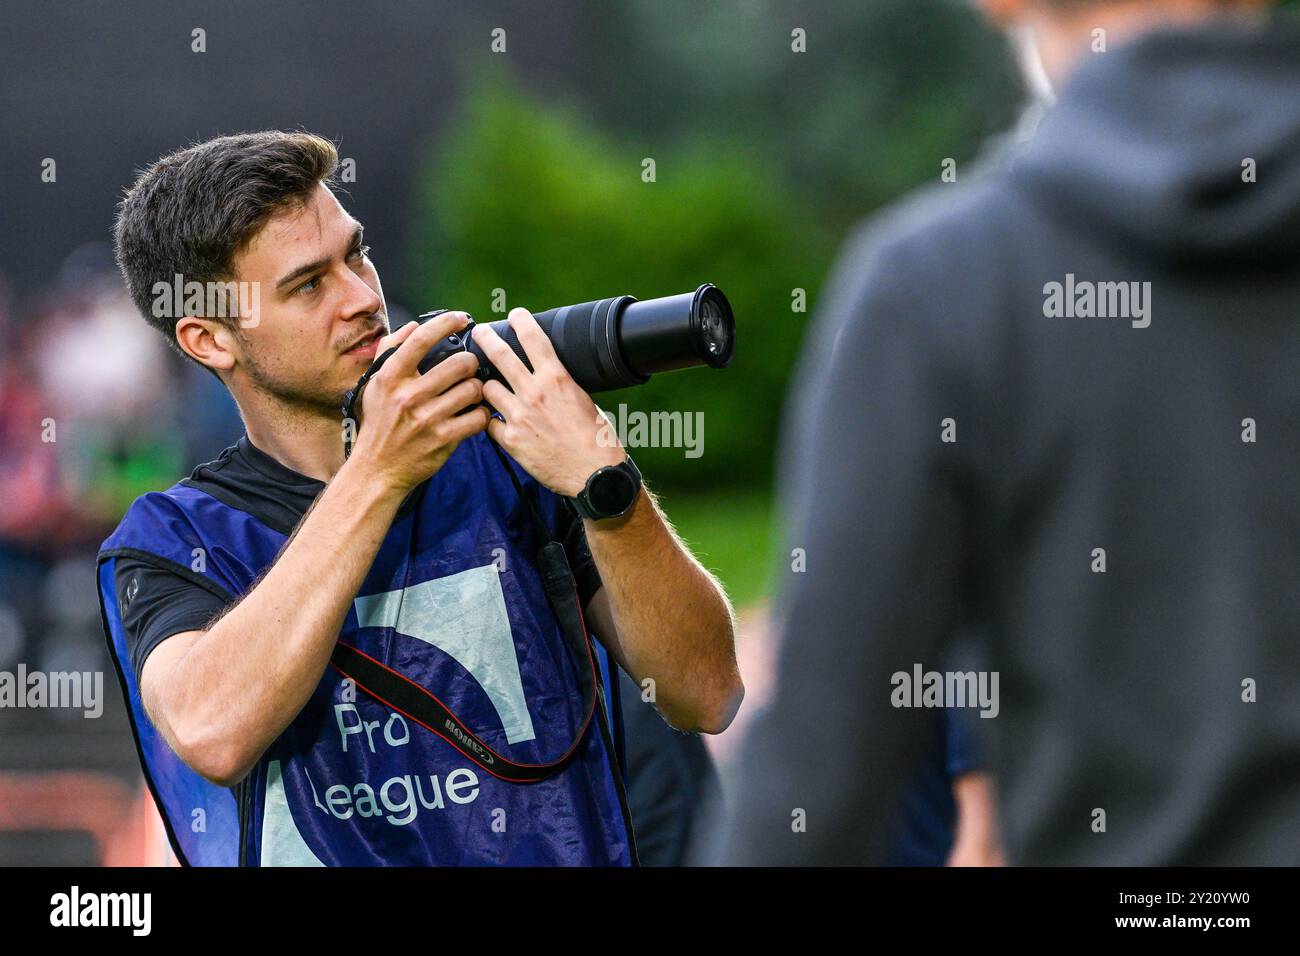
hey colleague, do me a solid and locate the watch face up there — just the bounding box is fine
[589,467,637,516]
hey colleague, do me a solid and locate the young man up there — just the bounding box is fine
[99,130,742,866]
[717,0,1299,865]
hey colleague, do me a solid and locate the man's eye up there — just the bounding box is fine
[350,244,371,261]
[294,276,321,296]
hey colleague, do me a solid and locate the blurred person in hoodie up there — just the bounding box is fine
[714,0,1298,865]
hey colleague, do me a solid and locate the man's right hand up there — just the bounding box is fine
[141,310,490,788]
[348,311,491,495]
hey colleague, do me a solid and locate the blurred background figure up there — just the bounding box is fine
[617,670,721,866]
[0,248,242,864]
[889,703,1004,867]
[713,0,1300,865]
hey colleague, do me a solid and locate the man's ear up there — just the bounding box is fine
[176,316,238,375]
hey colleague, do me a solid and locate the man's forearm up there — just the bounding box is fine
[151,456,404,785]
[583,486,742,734]
[463,308,742,731]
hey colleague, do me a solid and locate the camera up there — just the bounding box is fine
[415,283,735,394]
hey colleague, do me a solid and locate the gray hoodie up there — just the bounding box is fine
[715,16,1300,866]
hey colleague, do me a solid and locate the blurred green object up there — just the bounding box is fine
[77,430,186,522]
[588,0,1025,232]
[656,487,775,608]
[401,3,1026,602]
[405,70,835,493]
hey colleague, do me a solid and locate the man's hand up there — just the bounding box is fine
[144,314,488,787]
[474,308,627,497]
[140,313,494,787]
[349,312,491,495]
[476,311,742,734]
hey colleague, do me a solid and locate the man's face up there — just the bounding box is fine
[228,182,388,414]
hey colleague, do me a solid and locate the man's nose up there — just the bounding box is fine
[338,264,382,319]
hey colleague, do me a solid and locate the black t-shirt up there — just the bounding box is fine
[116,436,604,686]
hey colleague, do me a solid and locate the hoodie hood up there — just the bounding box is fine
[1013,17,1300,266]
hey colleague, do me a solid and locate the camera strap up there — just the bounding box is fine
[339,338,404,460]
[331,394,599,783]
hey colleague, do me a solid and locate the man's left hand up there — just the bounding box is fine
[474,308,626,497]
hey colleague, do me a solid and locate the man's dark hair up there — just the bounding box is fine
[113,130,339,362]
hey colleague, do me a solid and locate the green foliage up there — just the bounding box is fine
[657,487,776,608]
[404,70,835,490]
[587,0,1025,231]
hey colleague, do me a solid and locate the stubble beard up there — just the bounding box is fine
[240,341,349,421]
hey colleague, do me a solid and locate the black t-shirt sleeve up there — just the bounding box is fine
[552,497,604,609]
[114,557,228,687]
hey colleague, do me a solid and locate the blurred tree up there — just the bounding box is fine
[404,70,834,491]
[584,0,1025,229]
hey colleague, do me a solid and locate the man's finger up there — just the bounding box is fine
[428,376,485,421]
[413,349,480,395]
[443,405,492,446]
[506,307,560,370]
[481,378,521,419]
[382,311,471,380]
[375,320,418,356]
[473,322,534,393]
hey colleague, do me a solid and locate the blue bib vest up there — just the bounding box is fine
[97,433,634,866]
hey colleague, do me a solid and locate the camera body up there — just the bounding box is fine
[343,285,734,453]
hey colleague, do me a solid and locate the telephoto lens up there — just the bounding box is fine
[415,283,735,394]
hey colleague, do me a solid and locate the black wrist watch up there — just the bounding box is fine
[569,454,642,521]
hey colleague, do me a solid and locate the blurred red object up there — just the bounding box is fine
[0,771,174,866]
